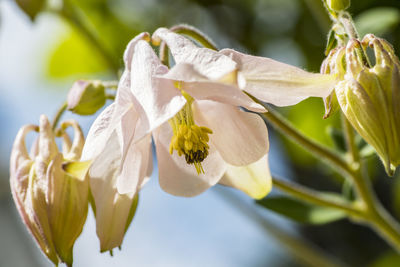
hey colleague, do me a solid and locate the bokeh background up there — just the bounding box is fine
[1,0,400,266]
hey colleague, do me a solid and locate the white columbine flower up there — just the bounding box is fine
[83,32,272,205]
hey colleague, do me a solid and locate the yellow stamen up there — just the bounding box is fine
[168,84,212,174]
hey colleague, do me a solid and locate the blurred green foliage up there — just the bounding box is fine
[13,0,400,266]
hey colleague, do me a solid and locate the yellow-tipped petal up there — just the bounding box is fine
[219,154,272,200]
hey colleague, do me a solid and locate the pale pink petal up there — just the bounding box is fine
[115,33,151,116]
[154,122,226,197]
[139,141,154,189]
[123,32,150,70]
[152,28,237,80]
[219,154,272,199]
[193,100,269,166]
[220,49,337,106]
[129,40,186,141]
[115,105,139,166]
[38,115,58,163]
[81,103,117,161]
[10,124,37,179]
[89,131,137,251]
[158,63,265,112]
[117,134,152,194]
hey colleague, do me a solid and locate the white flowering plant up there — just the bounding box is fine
[8,0,400,265]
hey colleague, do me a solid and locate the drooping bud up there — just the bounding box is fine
[10,115,90,266]
[326,0,350,12]
[67,80,106,115]
[336,35,400,175]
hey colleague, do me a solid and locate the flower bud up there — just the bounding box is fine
[327,0,350,12]
[67,80,106,115]
[10,115,90,266]
[335,36,400,175]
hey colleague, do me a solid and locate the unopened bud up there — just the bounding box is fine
[336,36,400,175]
[10,115,90,266]
[67,80,106,115]
[327,0,350,12]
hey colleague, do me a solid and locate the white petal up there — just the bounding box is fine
[123,32,150,71]
[89,131,137,251]
[152,28,237,80]
[193,101,269,166]
[219,154,272,199]
[129,40,186,141]
[117,134,152,194]
[154,122,226,197]
[81,103,117,161]
[220,49,337,106]
[158,63,265,112]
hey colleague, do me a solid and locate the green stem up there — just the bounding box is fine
[341,113,400,251]
[51,101,67,130]
[256,99,400,251]
[53,4,119,76]
[102,81,119,89]
[106,94,115,100]
[169,24,219,50]
[272,177,363,218]
[257,103,349,177]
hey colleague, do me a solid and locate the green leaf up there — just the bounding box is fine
[15,0,46,21]
[355,7,400,37]
[257,196,346,225]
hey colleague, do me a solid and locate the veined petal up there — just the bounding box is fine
[46,153,89,266]
[158,63,265,112]
[220,49,337,106]
[117,134,152,194]
[89,131,137,252]
[123,32,151,71]
[154,122,226,197]
[81,104,120,161]
[152,28,237,80]
[193,100,269,166]
[129,40,186,141]
[219,154,272,199]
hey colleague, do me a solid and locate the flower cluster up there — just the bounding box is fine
[11,27,338,265]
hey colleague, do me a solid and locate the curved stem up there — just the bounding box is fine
[256,99,400,251]
[170,24,219,50]
[341,113,400,251]
[256,103,350,177]
[106,94,115,100]
[272,177,363,218]
[51,101,67,130]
